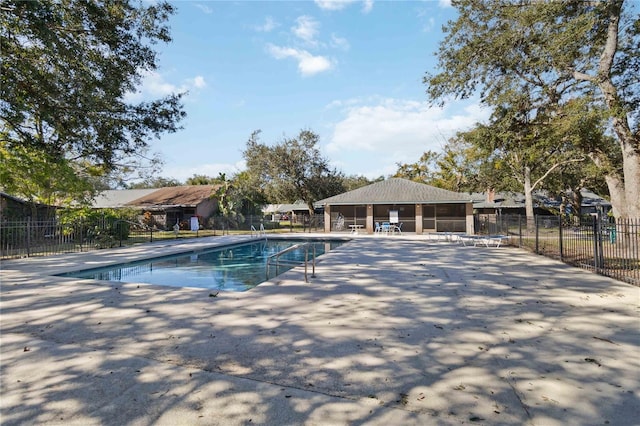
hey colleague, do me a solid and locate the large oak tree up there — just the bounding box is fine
[242,129,344,214]
[1,0,185,203]
[425,0,639,218]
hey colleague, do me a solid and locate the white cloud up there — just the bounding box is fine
[315,0,351,11]
[330,33,350,50]
[324,98,489,176]
[164,160,245,182]
[255,16,278,32]
[125,71,207,102]
[194,3,213,14]
[139,71,176,97]
[438,0,453,8]
[314,0,372,13]
[266,44,333,76]
[292,15,320,45]
[422,17,436,32]
[191,75,207,89]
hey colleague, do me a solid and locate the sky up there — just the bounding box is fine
[130,0,490,182]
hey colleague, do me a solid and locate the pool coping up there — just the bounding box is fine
[52,235,352,291]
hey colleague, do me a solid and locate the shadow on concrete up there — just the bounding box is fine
[1,238,638,425]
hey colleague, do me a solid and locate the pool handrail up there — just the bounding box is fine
[251,224,266,238]
[266,242,316,282]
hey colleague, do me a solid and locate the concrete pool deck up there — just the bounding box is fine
[1,234,638,425]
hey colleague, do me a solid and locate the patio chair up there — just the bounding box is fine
[393,222,403,233]
[374,222,381,233]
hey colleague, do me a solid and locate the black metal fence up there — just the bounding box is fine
[477,214,640,286]
[217,214,325,235]
[5,212,636,286]
[0,218,154,259]
[0,214,326,260]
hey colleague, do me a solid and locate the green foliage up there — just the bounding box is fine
[456,99,590,218]
[394,151,440,184]
[426,0,603,106]
[58,207,134,223]
[127,177,183,189]
[341,175,376,192]
[1,0,186,201]
[432,137,481,192]
[0,140,96,206]
[424,0,640,217]
[185,174,221,185]
[58,207,138,247]
[231,171,268,215]
[211,173,240,228]
[243,129,345,212]
[393,139,481,193]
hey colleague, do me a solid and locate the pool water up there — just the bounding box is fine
[57,239,347,292]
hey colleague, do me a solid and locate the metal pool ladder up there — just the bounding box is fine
[266,243,316,283]
[251,224,266,238]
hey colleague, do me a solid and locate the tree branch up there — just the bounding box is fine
[572,70,595,82]
[598,0,623,81]
[531,157,585,190]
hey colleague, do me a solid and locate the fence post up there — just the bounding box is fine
[597,211,605,271]
[592,215,601,271]
[79,220,83,252]
[518,215,523,247]
[558,215,563,261]
[26,216,31,257]
[535,215,540,254]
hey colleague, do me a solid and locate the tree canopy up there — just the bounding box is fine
[394,151,440,184]
[242,129,345,213]
[425,0,639,218]
[0,0,185,203]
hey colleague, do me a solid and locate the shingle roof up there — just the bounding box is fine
[315,178,471,206]
[471,191,525,209]
[127,185,218,207]
[471,189,611,209]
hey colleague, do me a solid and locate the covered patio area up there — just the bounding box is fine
[316,178,474,234]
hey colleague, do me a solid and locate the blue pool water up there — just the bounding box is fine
[57,239,348,292]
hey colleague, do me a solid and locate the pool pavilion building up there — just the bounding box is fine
[315,178,474,234]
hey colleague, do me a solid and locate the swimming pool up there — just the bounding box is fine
[57,238,348,292]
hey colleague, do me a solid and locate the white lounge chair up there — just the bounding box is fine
[459,234,509,247]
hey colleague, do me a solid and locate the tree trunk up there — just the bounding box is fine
[604,172,627,219]
[621,144,640,219]
[573,0,640,218]
[596,0,639,218]
[598,77,640,219]
[565,190,583,223]
[523,166,535,228]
